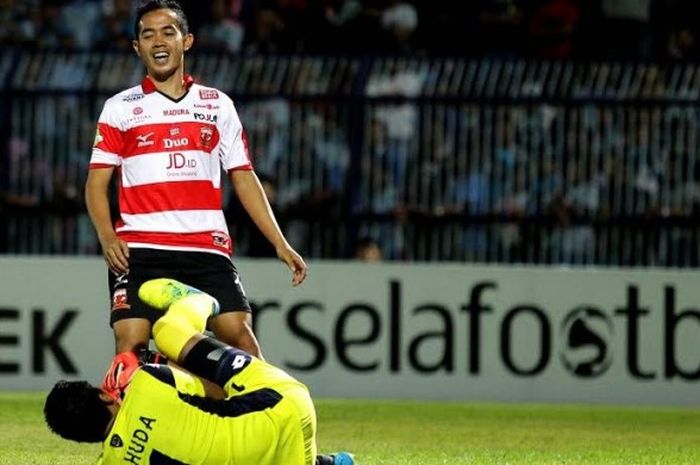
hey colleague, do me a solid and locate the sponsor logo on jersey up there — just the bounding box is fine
[163,108,190,116]
[169,127,180,136]
[136,132,155,147]
[93,128,103,147]
[199,89,219,100]
[166,152,197,170]
[112,288,131,311]
[194,103,220,110]
[199,125,214,150]
[212,231,230,249]
[133,107,143,115]
[122,93,144,102]
[194,112,217,123]
[163,137,189,149]
[126,114,152,124]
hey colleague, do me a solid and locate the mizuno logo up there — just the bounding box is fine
[136,132,155,147]
[113,273,129,288]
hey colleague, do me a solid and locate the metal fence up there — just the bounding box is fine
[2,50,700,266]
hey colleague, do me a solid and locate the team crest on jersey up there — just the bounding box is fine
[112,288,131,311]
[93,128,103,147]
[199,89,219,100]
[199,125,215,150]
[109,434,123,448]
[212,232,230,249]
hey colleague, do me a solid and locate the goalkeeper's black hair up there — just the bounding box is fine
[44,380,113,443]
[134,0,190,38]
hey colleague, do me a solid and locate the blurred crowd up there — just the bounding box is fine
[1,0,700,60]
[3,0,700,265]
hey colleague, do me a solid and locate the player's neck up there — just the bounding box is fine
[149,70,188,100]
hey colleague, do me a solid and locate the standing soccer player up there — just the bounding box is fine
[86,0,307,362]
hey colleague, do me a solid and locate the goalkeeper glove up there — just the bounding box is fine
[101,351,140,403]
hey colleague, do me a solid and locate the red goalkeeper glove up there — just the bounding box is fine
[101,351,140,404]
[101,349,168,403]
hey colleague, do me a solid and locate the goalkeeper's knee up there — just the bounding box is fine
[153,294,218,360]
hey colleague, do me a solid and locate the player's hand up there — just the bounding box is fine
[100,235,129,274]
[276,245,308,286]
[101,352,140,404]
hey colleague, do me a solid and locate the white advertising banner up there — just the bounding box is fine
[0,257,698,405]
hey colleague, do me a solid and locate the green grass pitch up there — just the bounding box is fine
[1,393,699,465]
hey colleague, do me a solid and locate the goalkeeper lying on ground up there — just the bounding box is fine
[44,278,354,465]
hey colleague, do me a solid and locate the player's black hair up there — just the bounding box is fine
[44,380,113,443]
[134,0,190,38]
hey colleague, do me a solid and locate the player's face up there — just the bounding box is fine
[133,8,193,82]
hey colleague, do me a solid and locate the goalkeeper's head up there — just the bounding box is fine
[44,380,118,443]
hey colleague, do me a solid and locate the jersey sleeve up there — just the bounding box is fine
[135,364,207,396]
[218,96,253,172]
[91,98,124,168]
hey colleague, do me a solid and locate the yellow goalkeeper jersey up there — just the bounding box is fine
[96,360,317,465]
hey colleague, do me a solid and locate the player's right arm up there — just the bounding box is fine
[87,97,129,274]
[86,167,129,274]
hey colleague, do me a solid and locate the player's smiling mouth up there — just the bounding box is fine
[153,51,169,64]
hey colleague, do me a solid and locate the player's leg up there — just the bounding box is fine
[108,249,178,353]
[139,278,253,390]
[104,251,170,399]
[112,319,151,353]
[208,311,261,359]
[181,253,263,359]
[108,266,151,354]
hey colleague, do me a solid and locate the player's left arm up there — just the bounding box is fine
[218,94,308,286]
[230,169,308,285]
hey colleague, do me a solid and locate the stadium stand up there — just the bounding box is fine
[2,1,700,266]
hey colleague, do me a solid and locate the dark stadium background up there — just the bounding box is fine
[2,0,700,266]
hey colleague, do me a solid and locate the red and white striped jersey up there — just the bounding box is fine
[90,75,253,257]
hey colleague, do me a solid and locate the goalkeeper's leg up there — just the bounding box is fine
[140,278,255,390]
[139,278,220,362]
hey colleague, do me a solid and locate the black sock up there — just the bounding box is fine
[316,454,335,465]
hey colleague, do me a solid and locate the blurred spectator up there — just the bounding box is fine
[318,0,367,53]
[92,0,133,51]
[380,0,418,54]
[33,0,76,49]
[525,0,581,59]
[240,98,290,180]
[198,0,245,53]
[366,59,424,142]
[324,0,361,29]
[355,236,383,262]
[476,0,526,57]
[600,0,652,58]
[0,0,35,47]
[60,0,102,49]
[245,6,286,53]
[276,0,315,53]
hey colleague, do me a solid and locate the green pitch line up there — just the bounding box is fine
[1,393,699,465]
